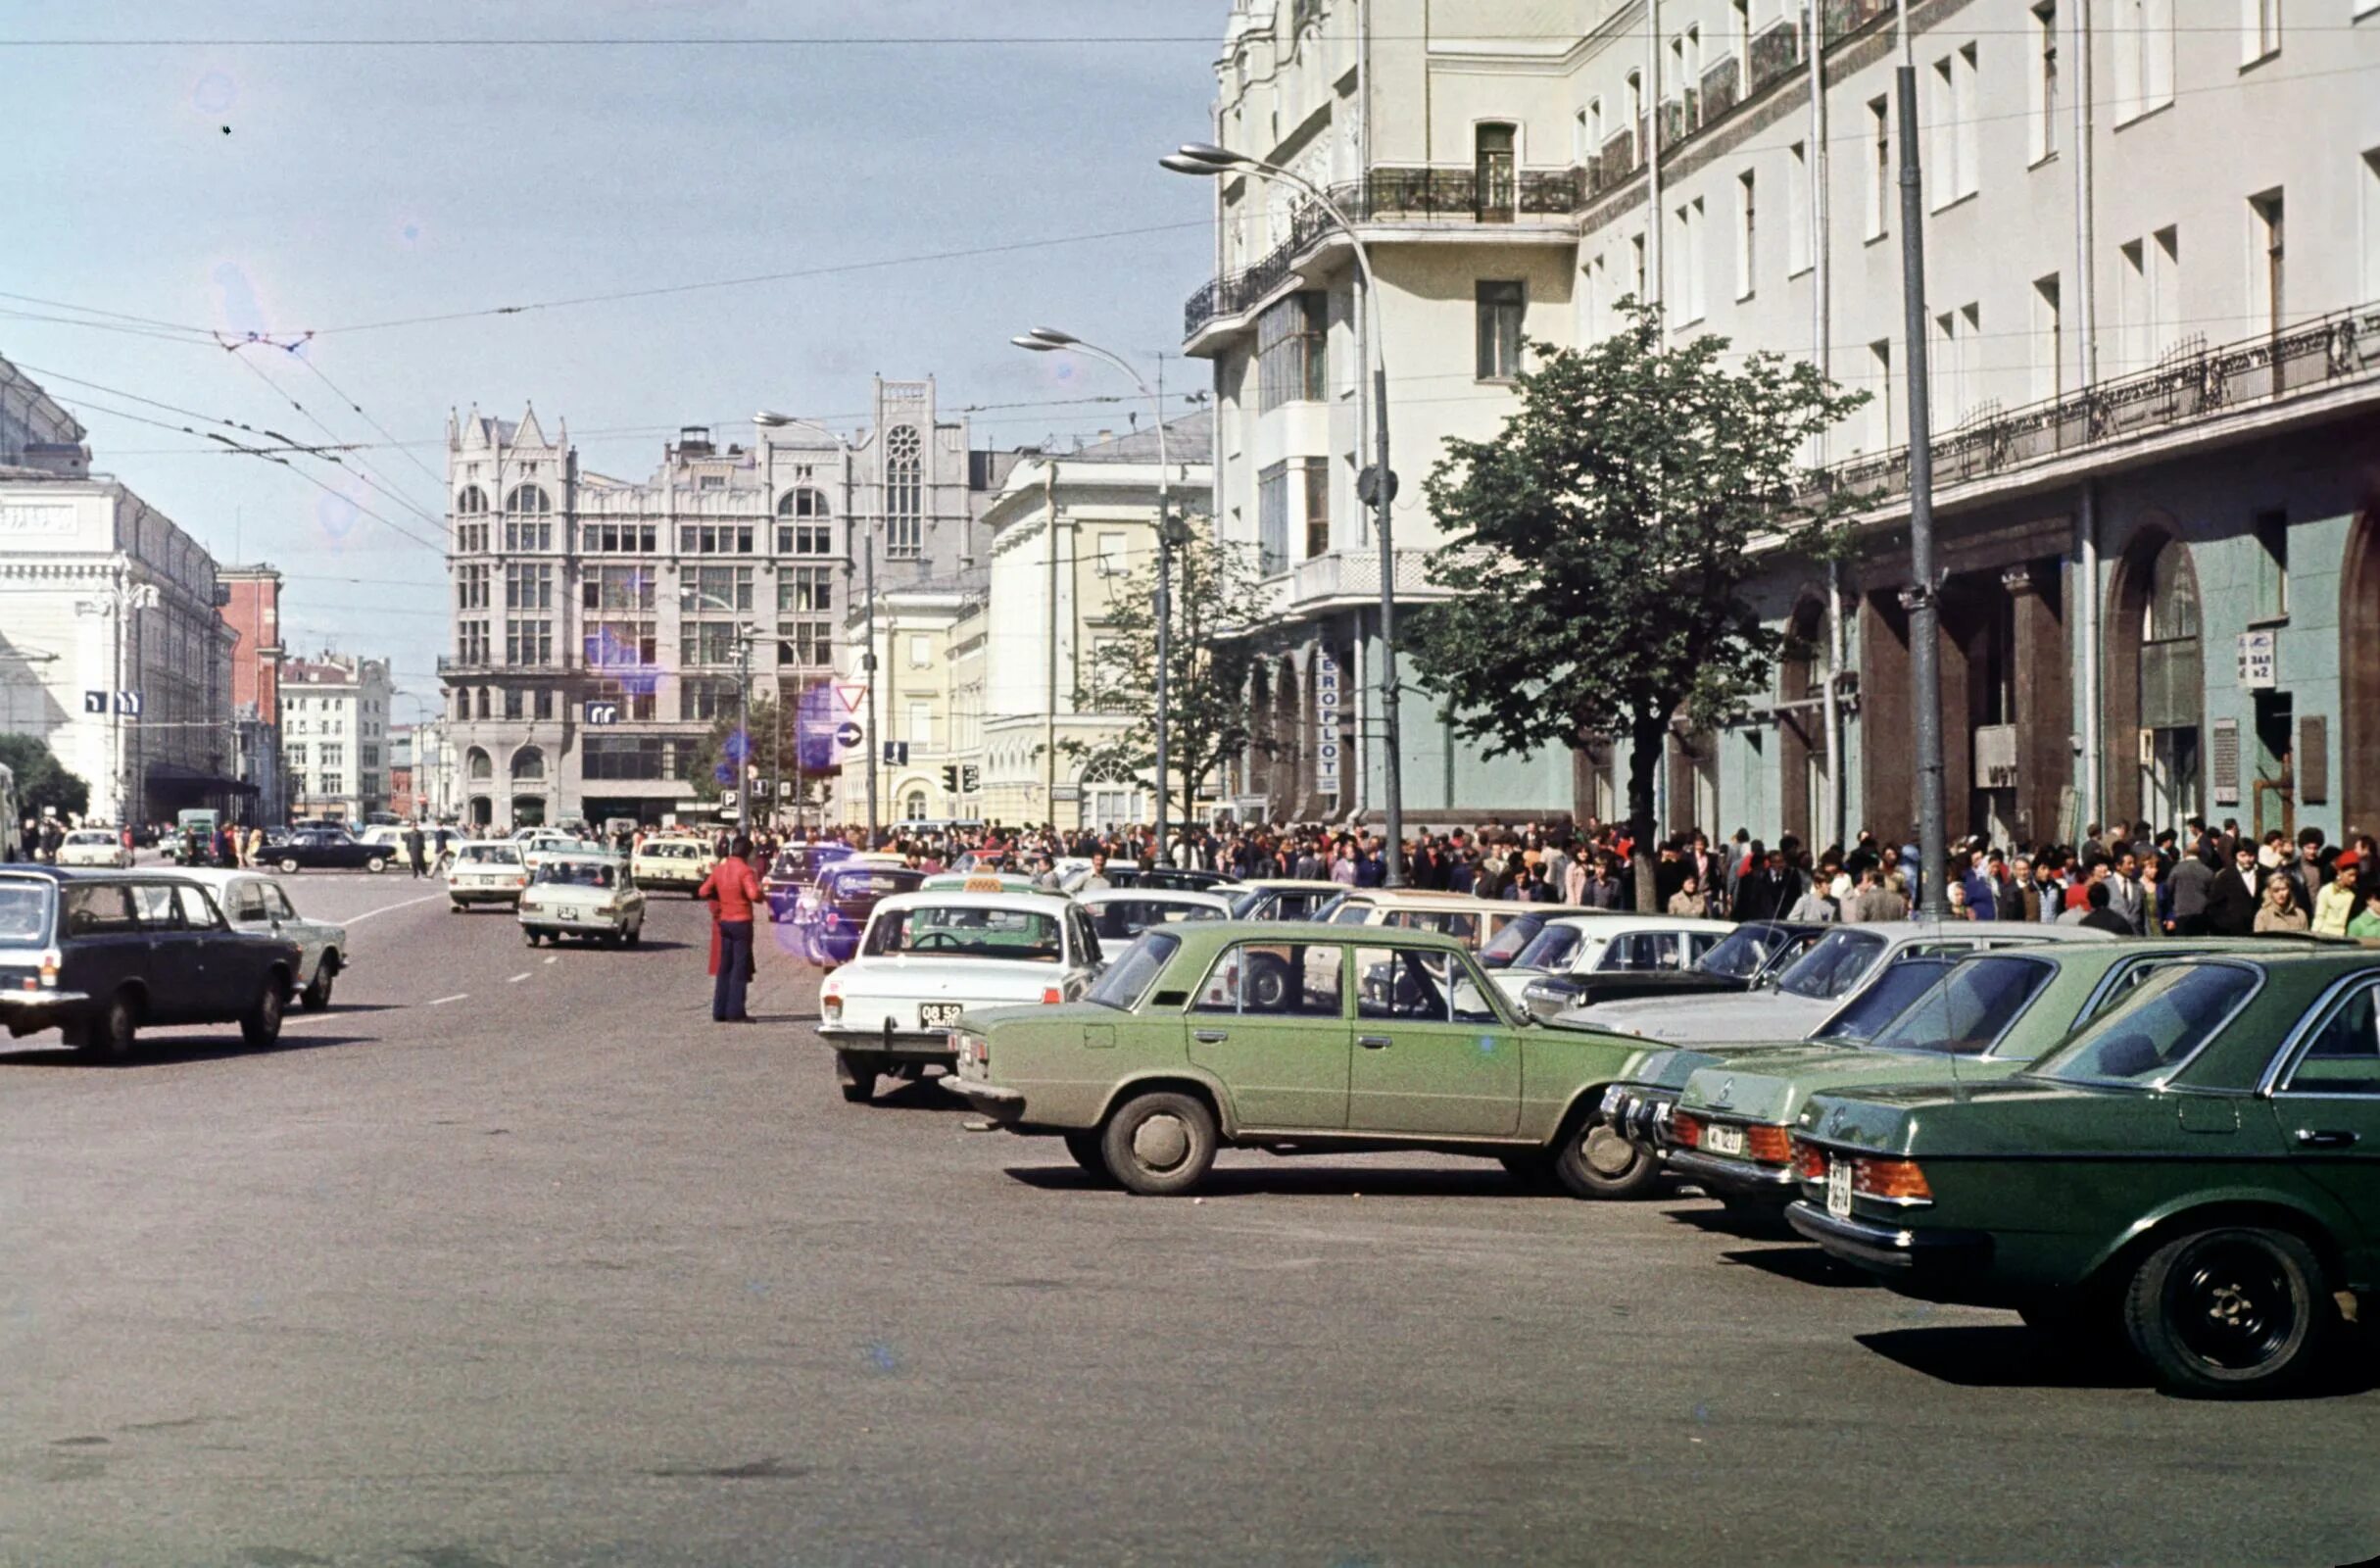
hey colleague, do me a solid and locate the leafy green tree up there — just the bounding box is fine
[1407,299,1869,908]
[1064,533,1271,836]
[685,692,826,817]
[0,734,91,820]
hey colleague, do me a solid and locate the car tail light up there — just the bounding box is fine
[1040,986,1063,1004]
[1791,1138,1826,1182]
[1670,1111,1704,1150]
[821,995,843,1024]
[39,949,62,989]
[1855,1156,1934,1202]
[1745,1124,1793,1166]
[824,913,840,931]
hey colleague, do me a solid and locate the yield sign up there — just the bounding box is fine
[833,683,866,714]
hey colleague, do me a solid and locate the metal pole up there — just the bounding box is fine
[1152,367,1173,866]
[1373,355,1406,887]
[1895,32,1949,919]
[735,630,750,835]
[862,533,879,844]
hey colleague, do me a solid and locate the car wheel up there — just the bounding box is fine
[2124,1225,2335,1397]
[74,990,140,1062]
[449,902,465,913]
[623,923,642,947]
[1242,953,1292,1010]
[240,980,285,1049]
[300,954,338,1011]
[836,1052,878,1103]
[1099,1090,1218,1197]
[1550,1111,1662,1200]
[277,857,301,873]
[365,856,388,874]
[1062,1131,1119,1182]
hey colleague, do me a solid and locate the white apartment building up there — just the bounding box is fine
[1191,0,2380,848]
[282,653,393,823]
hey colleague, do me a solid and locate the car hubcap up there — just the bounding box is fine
[2173,1241,2295,1370]
[1582,1125,1637,1177]
[1132,1114,1191,1171]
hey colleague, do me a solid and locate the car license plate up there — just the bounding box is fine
[559,909,579,921]
[919,1003,962,1028]
[1704,1122,1745,1157]
[1826,1156,1853,1218]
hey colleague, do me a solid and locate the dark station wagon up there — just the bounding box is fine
[0,868,304,1059]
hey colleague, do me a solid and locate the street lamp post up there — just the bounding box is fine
[1163,143,1405,885]
[1010,328,1181,864]
[73,572,161,827]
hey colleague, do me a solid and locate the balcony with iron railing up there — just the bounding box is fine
[1802,303,2380,516]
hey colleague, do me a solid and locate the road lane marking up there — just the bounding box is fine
[507,972,531,984]
[343,891,452,925]
[543,956,558,965]
[427,993,467,1006]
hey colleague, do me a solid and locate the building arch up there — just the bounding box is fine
[1080,756,1145,830]
[510,746,546,781]
[505,484,551,514]
[2104,515,2205,834]
[456,485,489,514]
[776,487,829,517]
[467,796,493,828]
[464,746,493,783]
[2343,502,2380,835]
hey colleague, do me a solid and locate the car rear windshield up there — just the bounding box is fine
[1864,956,2054,1055]
[1810,956,1954,1044]
[831,870,922,900]
[864,906,1062,962]
[1512,923,1584,972]
[0,881,53,946]
[1477,917,1543,965]
[2030,961,2260,1087]
[1774,928,1887,1001]
[1088,932,1180,1009]
[1087,899,1225,941]
[536,862,617,888]
[458,845,521,864]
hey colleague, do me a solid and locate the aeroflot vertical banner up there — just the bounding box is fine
[1315,649,1342,797]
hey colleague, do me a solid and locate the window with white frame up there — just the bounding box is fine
[2242,0,2280,65]
[1475,280,1526,378]
[1256,463,1289,577]
[1929,44,1979,205]
[1672,199,1706,323]
[2363,150,2380,306]
[1734,171,1757,300]
[905,701,932,749]
[1786,142,1811,274]
[1867,340,1894,454]
[2249,190,2285,337]
[907,634,931,669]
[1867,97,1891,239]
[884,424,923,559]
[2030,275,2064,403]
[1931,304,1980,428]
[2029,2,2060,163]
[2113,0,2175,123]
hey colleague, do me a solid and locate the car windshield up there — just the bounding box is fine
[1512,923,1583,971]
[1477,916,1543,965]
[1087,931,1180,1010]
[67,832,111,845]
[0,882,51,945]
[1812,956,1955,1043]
[830,871,920,901]
[1863,956,2054,1055]
[1695,923,1786,980]
[457,846,519,865]
[1774,928,1887,1000]
[1086,899,1223,940]
[2030,961,2260,1087]
[864,905,1062,962]
[535,862,617,888]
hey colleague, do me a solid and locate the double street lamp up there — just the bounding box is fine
[1161,142,1406,886]
[1010,327,1186,865]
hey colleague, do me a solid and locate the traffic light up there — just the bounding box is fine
[941,764,958,792]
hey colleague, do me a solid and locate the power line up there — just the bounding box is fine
[3,25,2375,46]
[218,341,449,531]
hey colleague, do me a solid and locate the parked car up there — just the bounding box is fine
[630,836,714,896]
[1517,919,1828,1018]
[764,842,855,921]
[1494,913,1739,1009]
[944,921,1671,1199]
[1471,906,1621,970]
[1314,889,1535,956]
[446,841,530,909]
[790,861,928,967]
[518,855,647,947]
[818,890,1104,1103]
[1788,950,2380,1396]
[1074,887,1237,944]
[1100,865,1242,894]
[175,867,353,1010]
[1224,879,1346,921]
[1661,939,2304,1218]
[268,829,391,874]
[0,868,302,1058]
[55,829,130,869]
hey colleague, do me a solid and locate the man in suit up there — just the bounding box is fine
[2105,850,2148,935]
[1733,849,1803,924]
[2169,840,2216,935]
[2204,842,2265,937]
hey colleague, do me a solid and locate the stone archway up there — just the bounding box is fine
[2104,516,2204,834]
[2343,504,2380,836]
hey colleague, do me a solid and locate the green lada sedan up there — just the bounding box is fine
[1786,949,2380,1396]
[1667,940,2305,1215]
[945,920,1664,1199]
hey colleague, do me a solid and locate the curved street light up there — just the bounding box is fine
[1011,328,1181,864]
[1162,141,1406,885]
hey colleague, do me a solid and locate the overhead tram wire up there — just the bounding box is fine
[293,354,450,490]
[218,340,450,533]
[2,24,2372,45]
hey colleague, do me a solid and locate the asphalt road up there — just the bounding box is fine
[1,870,2373,1567]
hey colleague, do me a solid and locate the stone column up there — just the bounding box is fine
[2003,561,2073,847]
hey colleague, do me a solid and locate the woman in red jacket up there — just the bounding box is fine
[697,836,763,1023]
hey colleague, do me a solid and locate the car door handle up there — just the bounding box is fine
[1358,1035,1393,1050]
[2296,1128,2359,1150]
[1193,1029,1229,1044]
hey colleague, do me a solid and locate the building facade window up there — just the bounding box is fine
[1475,122,1517,220]
[777,486,829,520]
[505,563,552,611]
[459,619,490,665]
[1787,143,1811,274]
[679,677,739,721]
[2253,511,2290,620]
[777,619,832,668]
[778,520,831,556]
[1256,291,1329,411]
[505,619,553,666]
[1929,43,1981,204]
[1735,171,1757,300]
[2030,2,2060,163]
[458,564,490,611]
[588,677,656,722]
[505,484,551,514]
[456,485,489,515]
[582,735,676,780]
[885,423,924,559]
[681,564,753,614]
[2113,0,2175,122]
[1868,97,1891,239]
[677,522,753,555]
[503,687,524,720]
[581,521,657,553]
[778,566,833,614]
[583,564,655,612]
[583,619,656,669]
[1300,458,1331,559]
[1257,462,1289,577]
[1475,280,1526,379]
[2244,0,2281,65]
[680,620,741,666]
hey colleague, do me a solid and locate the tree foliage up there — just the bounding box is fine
[0,734,92,820]
[1406,299,1869,906]
[1063,532,1271,833]
[685,691,829,810]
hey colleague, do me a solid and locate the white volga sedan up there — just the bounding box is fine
[517,855,647,948]
[818,890,1102,1104]
[55,829,131,868]
[176,866,352,1010]
[446,841,530,910]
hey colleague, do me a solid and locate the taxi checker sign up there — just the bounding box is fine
[1314,649,1342,796]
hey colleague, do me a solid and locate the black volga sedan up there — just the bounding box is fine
[268,829,393,874]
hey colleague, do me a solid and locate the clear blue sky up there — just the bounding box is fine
[1,0,1222,708]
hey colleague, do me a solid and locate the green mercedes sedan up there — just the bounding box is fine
[944,920,1665,1199]
[1786,948,2380,1397]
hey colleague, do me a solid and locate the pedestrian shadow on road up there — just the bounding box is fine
[1718,1245,1877,1289]
[0,1034,375,1069]
[1002,1160,1547,1200]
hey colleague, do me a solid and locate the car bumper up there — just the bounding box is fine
[448,886,523,904]
[0,990,93,1036]
[1785,1200,1995,1290]
[1664,1148,1799,1199]
[519,909,631,931]
[817,1023,957,1067]
[1602,1086,1678,1155]
[942,1074,1027,1124]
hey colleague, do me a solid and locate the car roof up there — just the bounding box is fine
[543,854,619,868]
[1541,913,1738,935]
[874,890,1078,915]
[1332,889,1499,906]
[0,866,202,884]
[1236,878,1347,892]
[1165,918,1472,956]
[1078,888,1237,909]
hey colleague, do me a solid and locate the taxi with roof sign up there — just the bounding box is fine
[819,888,1104,1103]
